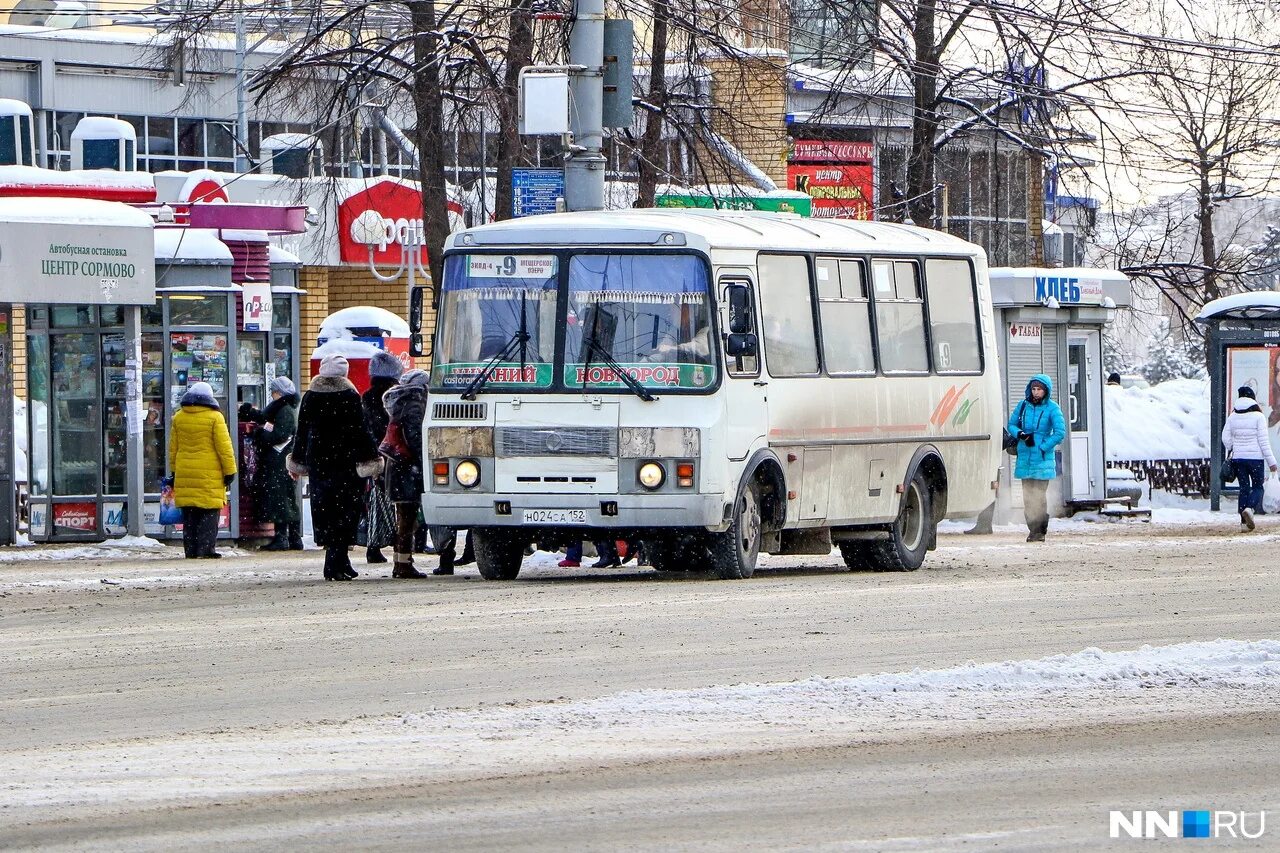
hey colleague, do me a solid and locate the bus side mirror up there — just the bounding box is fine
[726,283,753,334]
[725,333,757,357]
[409,286,425,357]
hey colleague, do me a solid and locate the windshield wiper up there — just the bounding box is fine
[581,336,655,402]
[460,293,530,401]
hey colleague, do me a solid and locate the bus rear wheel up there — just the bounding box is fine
[867,472,932,572]
[473,528,524,581]
[706,481,762,579]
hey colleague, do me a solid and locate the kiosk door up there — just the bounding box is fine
[1067,330,1104,500]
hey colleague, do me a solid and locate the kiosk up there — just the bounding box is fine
[1196,293,1280,512]
[989,267,1132,521]
[4,198,155,543]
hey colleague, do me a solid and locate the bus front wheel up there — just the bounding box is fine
[706,481,762,579]
[868,472,933,572]
[473,528,524,581]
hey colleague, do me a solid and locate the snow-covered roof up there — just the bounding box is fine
[1196,291,1280,322]
[0,164,154,192]
[319,305,409,337]
[219,229,269,243]
[0,195,152,227]
[268,244,301,265]
[0,98,32,118]
[154,228,233,263]
[262,133,319,151]
[450,209,977,255]
[311,338,385,360]
[71,117,135,141]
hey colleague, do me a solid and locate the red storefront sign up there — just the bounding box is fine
[53,502,98,533]
[787,163,874,220]
[337,180,465,266]
[791,139,874,163]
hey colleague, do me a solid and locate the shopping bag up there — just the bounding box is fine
[365,479,397,550]
[159,485,183,525]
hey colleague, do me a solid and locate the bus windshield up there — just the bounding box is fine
[564,254,716,391]
[432,254,559,390]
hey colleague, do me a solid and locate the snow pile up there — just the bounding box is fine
[0,194,154,226]
[309,336,384,362]
[319,306,409,338]
[0,536,169,564]
[154,228,233,263]
[1105,378,1209,460]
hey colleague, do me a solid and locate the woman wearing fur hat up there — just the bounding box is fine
[168,381,237,559]
[1222,385,1278,530]
[239,376,303,551]
[288,355,382,580]
[360,349,404,564]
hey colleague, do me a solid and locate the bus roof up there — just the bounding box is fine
[446,209,983,257]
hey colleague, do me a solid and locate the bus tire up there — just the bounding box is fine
[706,480,762,579]
[838,541,875,571]
[473,528,523,581]
[868,471,932,572]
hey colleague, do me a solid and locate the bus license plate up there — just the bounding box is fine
[522,509,589,525]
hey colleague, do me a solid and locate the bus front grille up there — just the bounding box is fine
[497,427,617,457]
[433,402,488,421]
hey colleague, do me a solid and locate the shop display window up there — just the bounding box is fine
[171,331,230,412]
[50,333,101,496]
[170,295,228,327]
[102,332,165,495]
[271,296,293,384]
[52,305,96,328]
[237,336,267,409]
[101,302,163,327]
[27,336,50,496]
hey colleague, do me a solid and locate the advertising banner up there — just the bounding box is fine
[787,163,874,220]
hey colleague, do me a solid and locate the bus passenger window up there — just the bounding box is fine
[872,258,928,373]
[817,257,874,375]
[758,254,819,376]
[925,258,982,372]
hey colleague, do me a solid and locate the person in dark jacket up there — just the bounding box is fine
[1007,373,1067,543]
[382,369,430,578]
[167,381,237,559]
[361,349,404,564]
[239,376,303,551]
[288,355,382,581]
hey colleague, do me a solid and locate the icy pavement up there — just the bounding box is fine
[3,640,1276,817]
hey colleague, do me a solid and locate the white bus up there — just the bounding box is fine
[418,209,1002,580]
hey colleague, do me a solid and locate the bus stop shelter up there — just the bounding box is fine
[1196,292,1280,512]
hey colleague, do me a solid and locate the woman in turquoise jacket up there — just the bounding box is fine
[1007,373,1067,542]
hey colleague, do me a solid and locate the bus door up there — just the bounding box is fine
[719,275,767,460]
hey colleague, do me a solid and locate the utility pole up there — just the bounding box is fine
[565,0,606,211]
[235,12,249,174]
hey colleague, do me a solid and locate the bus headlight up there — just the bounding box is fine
[638,461,665,490]
[455,459,481,488]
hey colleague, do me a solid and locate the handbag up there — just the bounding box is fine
[159,484,183,525]
[1003,402,1025,457]
[1220,453,1237,487]
[365,478,397,549]
[378,421,412,463]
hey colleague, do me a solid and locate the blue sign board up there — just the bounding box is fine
[512,168,565,218]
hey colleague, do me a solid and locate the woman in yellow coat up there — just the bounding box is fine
[167,381,237,558]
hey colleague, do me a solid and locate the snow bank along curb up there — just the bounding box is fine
[4,640,1277,813]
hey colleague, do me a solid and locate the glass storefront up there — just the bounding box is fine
[25,287,300,541]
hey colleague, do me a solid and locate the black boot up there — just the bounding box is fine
[287,521,304,551]
[260,528,289,551]
[366,546,387,564]
[323,547,350,581]
[433,550,455,575]
[455,531,474,566]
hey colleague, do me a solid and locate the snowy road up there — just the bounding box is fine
[2,518,1278,850]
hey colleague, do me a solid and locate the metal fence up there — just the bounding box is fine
[1107,459,1211,498]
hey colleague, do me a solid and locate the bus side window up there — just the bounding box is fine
[817,257,874,375]
[721,279,759,376]
[871,259,928,373]
[924,258,982,373]
[757,254,819,376]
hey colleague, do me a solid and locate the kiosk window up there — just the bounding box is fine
[758,254,818,376]
[924,258,982,373]
[872,259,928,373]
[817,257,874,375]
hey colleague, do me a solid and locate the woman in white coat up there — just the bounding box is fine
[1222,385,1278,530]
